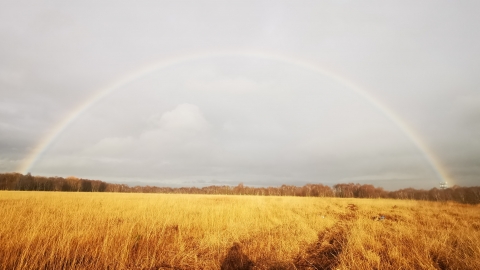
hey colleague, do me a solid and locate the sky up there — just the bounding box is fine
[1,0,479,190]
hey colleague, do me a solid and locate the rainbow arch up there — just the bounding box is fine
[17,49,452,185]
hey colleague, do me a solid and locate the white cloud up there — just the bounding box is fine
[81,104,212,162]
[154,103,209,132]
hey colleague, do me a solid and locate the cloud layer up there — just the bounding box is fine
[1,1,479,189]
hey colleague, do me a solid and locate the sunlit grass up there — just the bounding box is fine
[0,191,479,269]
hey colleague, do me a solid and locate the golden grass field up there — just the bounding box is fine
[0,191,479,269]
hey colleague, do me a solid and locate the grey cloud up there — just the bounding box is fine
[1,1,479,189]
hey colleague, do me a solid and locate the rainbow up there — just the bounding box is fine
[17,49,452,185]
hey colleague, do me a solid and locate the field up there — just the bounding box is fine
[0,192,479,269]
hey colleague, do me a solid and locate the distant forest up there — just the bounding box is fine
[1,172,479,204]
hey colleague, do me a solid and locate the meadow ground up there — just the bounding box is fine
[0,191,479,269]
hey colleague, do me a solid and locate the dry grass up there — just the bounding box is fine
[0,191,479,269]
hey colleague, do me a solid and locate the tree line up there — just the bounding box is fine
[1,172,479,204]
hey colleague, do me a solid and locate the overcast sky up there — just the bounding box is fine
[1,0,479,190]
